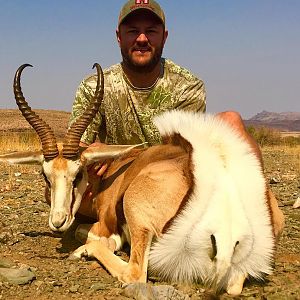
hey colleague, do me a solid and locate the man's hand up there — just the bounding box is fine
[80,142,109,177]
[80,142,109,201]
[87,160,109,177]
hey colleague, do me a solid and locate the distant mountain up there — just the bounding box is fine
[244,111,300,132]
[1,109,299,135]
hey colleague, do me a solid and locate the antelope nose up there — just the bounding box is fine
[52,212,67,228]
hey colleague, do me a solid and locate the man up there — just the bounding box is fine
[71,0,206,148]
[70,0,284,237]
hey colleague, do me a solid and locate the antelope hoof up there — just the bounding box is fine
[119,264,145,284]
[68,245,89,260]
[68,237,116,261]
[226,283,243,296]
[75,224,94,244]
[74,225,117,252]
[226,274,246,296]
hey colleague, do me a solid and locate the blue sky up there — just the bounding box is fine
[0,0,299,118]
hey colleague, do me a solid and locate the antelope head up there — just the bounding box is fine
[0,64,141,232]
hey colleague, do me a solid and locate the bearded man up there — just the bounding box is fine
[69,0,284,237]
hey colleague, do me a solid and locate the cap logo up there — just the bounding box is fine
[135,0,149,4]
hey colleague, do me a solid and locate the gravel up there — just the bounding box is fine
[0,146,299,299]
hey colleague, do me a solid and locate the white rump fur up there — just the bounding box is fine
[149,110,274,289]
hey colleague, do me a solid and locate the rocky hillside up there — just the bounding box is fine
[0,109,70,140]
[244,111,300,132]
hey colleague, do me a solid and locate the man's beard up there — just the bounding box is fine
[121,45,163,73]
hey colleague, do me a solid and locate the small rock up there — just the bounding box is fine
[91,282,107,291]
[270,177,280,184]
[19,263,30,270]
[29,266,38,272]
[122,283,190,300]
[34,280,44,288]
[122,283,155,300]
[46,285,54,292]
[0,258,15,268]
[293,197,300,209]
[0,267,36,285]
[51,280,63,287]
[0,231,13,244]
[69,284,80,293]
[14,172,22,177]
[89,261,101,270]
[264,285,282,294]
[282,174,297,180]
[152,285,190,300]
[283,200,295,206]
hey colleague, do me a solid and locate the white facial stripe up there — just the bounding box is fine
[52,170,71,212]
[72,173,88,216]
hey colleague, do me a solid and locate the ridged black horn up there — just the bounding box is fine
[14,64,59,160]
[63,63,104,158]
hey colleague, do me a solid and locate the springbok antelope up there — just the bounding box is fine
[0,63,282,295]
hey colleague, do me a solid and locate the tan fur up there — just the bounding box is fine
[2,131,284,294]
[71,141,283,292]
[52,156,68,170]
[74,144,190,240]
[268,189,285,240]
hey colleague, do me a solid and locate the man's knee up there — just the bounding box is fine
[216,111,245,130]
[217,110,263,164]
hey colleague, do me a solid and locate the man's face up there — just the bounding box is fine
[117,10,168,73]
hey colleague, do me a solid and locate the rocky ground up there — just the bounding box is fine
[0,146,299,300]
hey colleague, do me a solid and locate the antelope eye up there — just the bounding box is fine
[73,171,83,186]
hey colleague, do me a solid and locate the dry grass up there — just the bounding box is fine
[0,130,41,152]
[281,131,300,138]
[0,131,42,190]
[247,125,300,147]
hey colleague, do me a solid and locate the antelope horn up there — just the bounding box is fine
[14,64,59,160]
[63,63,104,159]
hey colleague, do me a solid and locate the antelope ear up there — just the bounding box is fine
[81,143,146,165]
[0,151,44,165]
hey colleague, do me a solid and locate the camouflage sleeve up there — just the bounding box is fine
[69,76,102,145]
[176,79,206,113]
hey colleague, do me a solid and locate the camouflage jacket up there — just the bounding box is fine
[69,58,206,146]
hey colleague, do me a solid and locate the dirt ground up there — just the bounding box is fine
[0,146,299,300]
[0,110,70,139]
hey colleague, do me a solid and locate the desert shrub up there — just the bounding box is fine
[0,130,40,152]
[247,126,282,147]
[0,130,41,182]
[282,135,300,147]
